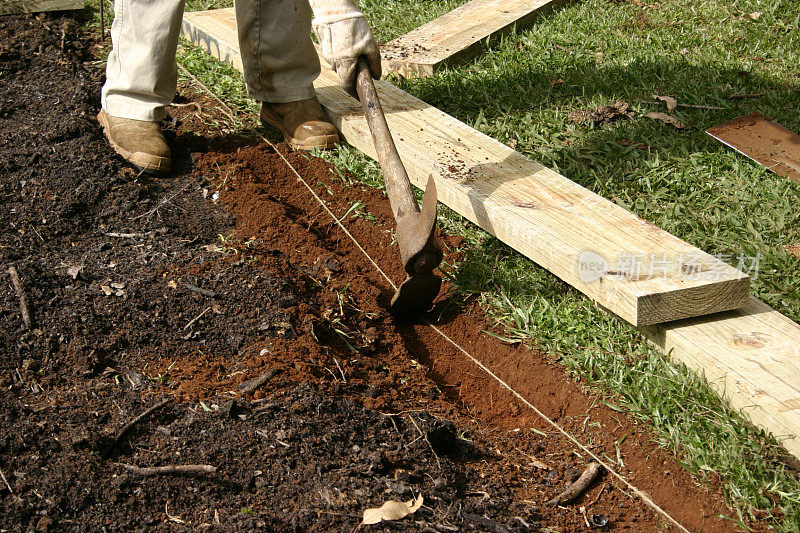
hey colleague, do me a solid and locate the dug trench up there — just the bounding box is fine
[0,11,748,532]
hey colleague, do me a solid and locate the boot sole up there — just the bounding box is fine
[97,110,172,175]
[260,109,339,151]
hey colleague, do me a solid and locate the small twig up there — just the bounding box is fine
[587,482,607,507]
[176,61,239,126]
[7,265,32,330]
[407,415,441,470]
[580,506,591,528]
[0,464,13,494]
[184,306,212,330]
[105,232,151,238]
[114,398,172,443]
[182,283,216,298]
[130,189,185,221]
[165,501,185,524]
[116,463,217,476]
[238,368,281,395]
[169,102,203,113]
[634,99,725,110]
[546,462,603,507]
[252,402,281,413]
[333,358,347,382]
[31,226,45,243]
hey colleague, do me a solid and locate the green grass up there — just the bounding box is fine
[86,0,800,528]
[358,0,465,43]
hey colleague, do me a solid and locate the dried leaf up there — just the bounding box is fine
[66,265,82,279]
[646,112,685,129]
[652,94,677,113]
[550,78,564,86]
[747,11,762,20]
[100,285,113,296]
[362,495,424,525]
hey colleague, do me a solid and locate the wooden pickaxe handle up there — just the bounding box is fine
[355,58,418,220]
[354,57,443,276]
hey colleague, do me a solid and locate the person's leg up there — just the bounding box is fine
[102,0,186,120]
[98,0,185,173]
[235,0,339,150]
[235,0,319,103]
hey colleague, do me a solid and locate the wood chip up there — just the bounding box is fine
[7,265,32,330]
[546,462,603,507]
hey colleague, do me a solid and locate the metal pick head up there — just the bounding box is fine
[389,273,442,315]
[396,175,443,275]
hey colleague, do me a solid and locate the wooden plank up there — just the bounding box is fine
[381,0,566,78]
[642,297,800,459]
[181,7,800,461]
[180,9,242,72]
[707,113,800,183]
[0,0,82,14]
[181,8,749,328]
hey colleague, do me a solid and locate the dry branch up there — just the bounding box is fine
[0,464,12,494]
[114,398,172,443]
[7,265,32,330]
[115,463,217,476]
[546,462,603,507]
[238,368,281,395]
[182,283,216,298]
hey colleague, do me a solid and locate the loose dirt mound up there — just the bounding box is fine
[1,12,738,532]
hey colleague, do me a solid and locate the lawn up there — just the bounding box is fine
[163,0,800,528]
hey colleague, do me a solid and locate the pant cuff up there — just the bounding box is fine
[101,95,167,122]
[248,85,317,104]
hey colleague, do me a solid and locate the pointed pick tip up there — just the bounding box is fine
[389,273,442,315]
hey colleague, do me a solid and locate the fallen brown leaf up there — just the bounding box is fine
[362,495,424,525]
[652,94,677,113]
[646,112,686,129]
[747,11,762,20]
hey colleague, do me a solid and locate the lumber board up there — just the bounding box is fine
[642,297,800,459]
[0,0,82,14]
[706,113,800,183]
[381,0,566,78]
[181,7,749,329]
[181,7,800,461]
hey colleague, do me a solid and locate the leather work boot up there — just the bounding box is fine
[260,97,339,151]
[97,109,171,174]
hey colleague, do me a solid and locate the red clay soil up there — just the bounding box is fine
[186,136,741,532]
[0,10,754,533]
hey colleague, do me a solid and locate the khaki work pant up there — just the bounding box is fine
[101,0,321,121]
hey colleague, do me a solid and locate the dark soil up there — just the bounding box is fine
[0,11,745,532]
